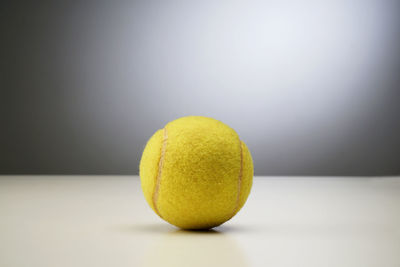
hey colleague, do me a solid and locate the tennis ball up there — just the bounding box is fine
[139,116,253,229]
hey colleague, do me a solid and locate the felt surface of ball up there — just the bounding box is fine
[139,116,253,229]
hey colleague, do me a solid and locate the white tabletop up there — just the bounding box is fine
[1,176,399,267]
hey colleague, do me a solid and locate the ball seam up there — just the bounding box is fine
[152,127,168,218]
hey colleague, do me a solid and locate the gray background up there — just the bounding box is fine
[1,0,399,176]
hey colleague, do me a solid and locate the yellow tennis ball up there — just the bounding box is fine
[139,116,253,229]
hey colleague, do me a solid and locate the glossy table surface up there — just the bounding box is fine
[1,176,399,267]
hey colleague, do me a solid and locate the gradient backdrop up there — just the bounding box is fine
[1,0,400,175]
